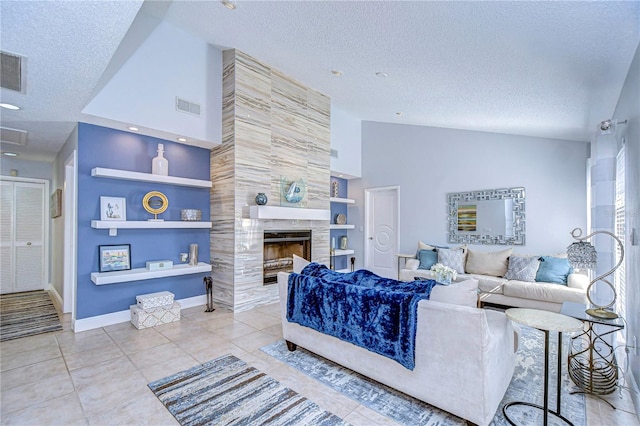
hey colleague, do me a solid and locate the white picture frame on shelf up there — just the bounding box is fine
[100,196,127,221]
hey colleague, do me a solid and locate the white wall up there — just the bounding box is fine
[330,106,362,178]
[348,121,589,269]
[0,157,53,180]
[50,127,79,301]
[82,21,222,147]
[612,42,640,414]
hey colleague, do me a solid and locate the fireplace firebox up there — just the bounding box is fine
[263,230,311,285]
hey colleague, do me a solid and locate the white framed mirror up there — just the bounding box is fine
[447,187,525,245]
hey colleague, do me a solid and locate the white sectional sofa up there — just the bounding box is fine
[400,246,589,313]
[278,262,517,426]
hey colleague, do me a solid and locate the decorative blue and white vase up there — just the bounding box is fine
[255,193,268,205]
[435,271,452,285]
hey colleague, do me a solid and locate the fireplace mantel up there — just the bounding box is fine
[249,206,330,221]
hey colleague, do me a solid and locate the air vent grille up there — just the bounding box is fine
[176,97,201,116]
[1,51,24,92]
[330,149,338,159]
[1,126,28,146]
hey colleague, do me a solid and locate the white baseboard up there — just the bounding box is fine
[627,368,640,423]
[73,294,207,333]
[47,284,63,312]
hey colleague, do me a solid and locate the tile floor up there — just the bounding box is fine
[1,302,638,425]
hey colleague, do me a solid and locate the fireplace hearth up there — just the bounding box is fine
[263,230,311,284]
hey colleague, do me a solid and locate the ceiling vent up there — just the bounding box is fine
[330,149,339,159]
[176,97,201,116]
[1,51,26,93]
[1,126,28,146]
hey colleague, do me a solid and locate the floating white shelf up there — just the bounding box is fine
[330,224,355,230]
[91,167,212,188]
[249,206,330,221]
[331,249,355,256]
[91,220,212,236]
[330,197,355,204]
[91,262,212,285]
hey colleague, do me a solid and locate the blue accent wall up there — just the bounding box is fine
[76,123,211,319]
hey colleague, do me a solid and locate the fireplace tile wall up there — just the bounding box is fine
[210,49,331,312]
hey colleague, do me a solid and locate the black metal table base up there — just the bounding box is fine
[503,330,574,426]
[503,401,575,426]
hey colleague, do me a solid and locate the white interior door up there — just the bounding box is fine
[0,179,48,294]
[364,186,400,278]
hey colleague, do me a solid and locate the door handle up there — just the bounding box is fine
[26,242,32,246]
[368,237,373,240]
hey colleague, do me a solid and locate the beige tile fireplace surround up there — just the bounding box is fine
[210,49,331,313]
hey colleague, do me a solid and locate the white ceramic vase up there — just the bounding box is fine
[152,143,169,176]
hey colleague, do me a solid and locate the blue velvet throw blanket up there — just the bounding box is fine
[287,263,437,370]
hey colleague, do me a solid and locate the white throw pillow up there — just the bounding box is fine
[430,278,478,308]
[292,254,310,274]
[465,248,513,277]
[504,255,540,282]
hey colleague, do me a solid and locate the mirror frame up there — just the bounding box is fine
[447,187,526,245]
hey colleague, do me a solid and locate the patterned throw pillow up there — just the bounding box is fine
[505,256,540,282]
[437,248,466,274]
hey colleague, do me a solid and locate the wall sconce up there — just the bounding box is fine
[599,119,627,135]
[566,228,624,319]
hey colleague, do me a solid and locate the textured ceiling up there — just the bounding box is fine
[1,1,639,162]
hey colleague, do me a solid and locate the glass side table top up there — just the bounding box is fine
[560,302,624,328]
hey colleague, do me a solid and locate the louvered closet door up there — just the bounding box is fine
[0,181,46,293]
[0,181,14,294]
[14,182,45,292]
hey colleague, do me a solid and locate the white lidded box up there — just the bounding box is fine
[146,260,173,271]
[130,302,181,329]
[136,291,175,310]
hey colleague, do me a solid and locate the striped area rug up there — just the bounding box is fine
[148,354,348,426]
[0,291,63,342]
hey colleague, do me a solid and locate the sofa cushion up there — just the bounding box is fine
[418,241,448,251]
[293,254,311,273]
[503,280,586,304]
[429,279,478,308]
[465,248,512,277]
[417,249,438,270]
[535,256,573,285]
[504,255,540,282]
[437,247,466,274]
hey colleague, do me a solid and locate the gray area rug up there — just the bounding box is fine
[0,290,62,341]
[261,325,586,426]
[148,354,348,426]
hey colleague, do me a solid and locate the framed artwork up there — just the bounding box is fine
[99,244,131,272]
[100,196,126,221]
[50,188,62,218]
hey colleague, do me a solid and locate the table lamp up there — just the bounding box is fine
[566,228,624,319]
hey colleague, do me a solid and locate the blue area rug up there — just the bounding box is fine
[261,325,586,425]
[148,354,348,426]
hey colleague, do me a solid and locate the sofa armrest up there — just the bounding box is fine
[405,258,419,270]
[568,273,589,291]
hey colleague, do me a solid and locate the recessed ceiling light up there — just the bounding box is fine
[0,103,21,110]
[128,126,139,131]
[376,72,388,78]
[331,70,343,76]
[221,0,236,10]
[338,174,344,178]
[177,137,187,142]
[395,112,403,116]
[3,152,19,157]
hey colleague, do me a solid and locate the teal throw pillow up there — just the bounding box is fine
[535,256,573,285]
[417,249,438,270]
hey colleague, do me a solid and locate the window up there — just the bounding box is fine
[614,143,625,320]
